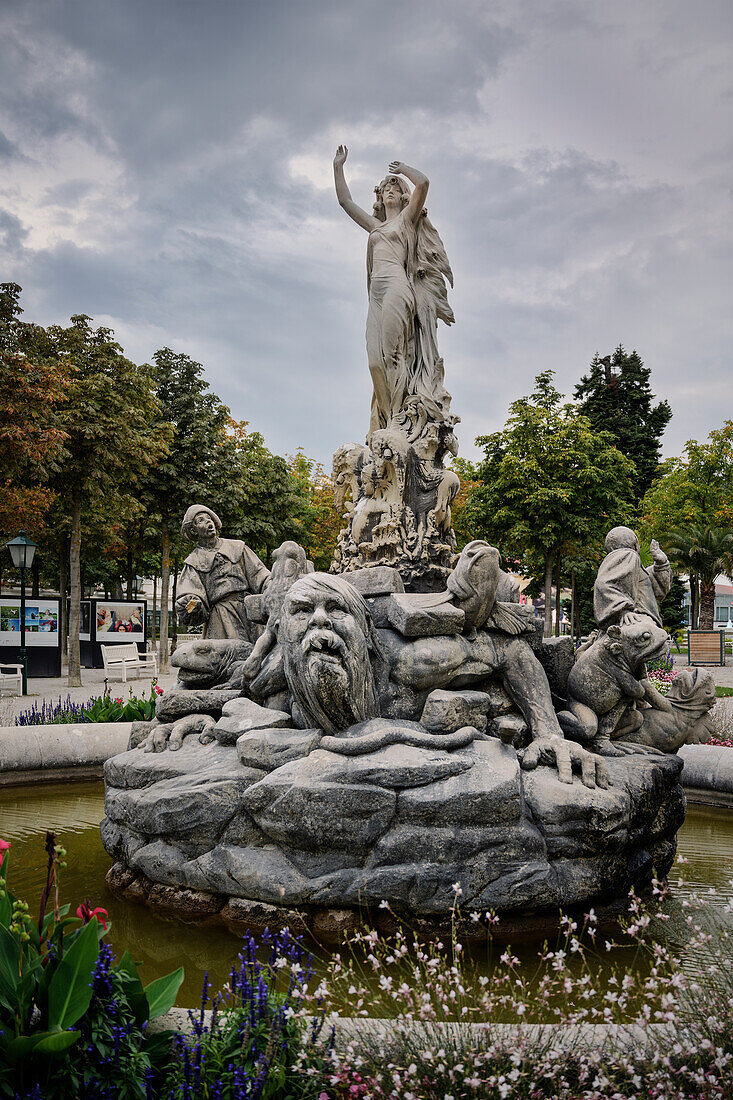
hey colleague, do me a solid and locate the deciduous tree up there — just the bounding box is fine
[142,349,232,671]
[639,421,733,626]
[46,317,168,685]
[466,372,636,635]
[0,284,68,539]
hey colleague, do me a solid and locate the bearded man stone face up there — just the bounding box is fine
[279,573,384,734]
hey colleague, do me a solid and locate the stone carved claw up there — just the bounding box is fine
[521,736,611,789]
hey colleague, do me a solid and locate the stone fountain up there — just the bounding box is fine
[101,151,715,934]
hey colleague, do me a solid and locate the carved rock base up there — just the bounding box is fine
[102,737,685,922]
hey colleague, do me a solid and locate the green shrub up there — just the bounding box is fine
[0,832,183,1099]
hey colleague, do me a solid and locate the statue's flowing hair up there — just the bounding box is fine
[372,176,454,422]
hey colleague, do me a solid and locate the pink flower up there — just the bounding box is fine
[0,838,10,871]
[76,900,109,930]
[114,697,123,704]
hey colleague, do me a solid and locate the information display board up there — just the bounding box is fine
[0,598,60,646]
[85,598,148,668]
[95,601,145,638]
[0,596,62,676]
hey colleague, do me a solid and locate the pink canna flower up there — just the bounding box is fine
[0,838,10,870]
[76,899,109,930]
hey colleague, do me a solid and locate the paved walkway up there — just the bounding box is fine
[672,651,733,686]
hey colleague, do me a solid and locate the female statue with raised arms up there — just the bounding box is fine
[333,145,454,440]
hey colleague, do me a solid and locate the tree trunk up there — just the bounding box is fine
[159,520,170,674]
[571,567,577,644]
[31,557,40,598]
[699,579,716,630]
[171,563,179,655]
[689,573,699,630]
[59,552,68,659]
[126,549,134,600]
[543,551,554,638]
[151,573,157,649]
[554,553,562,636]
[67,497,82,687]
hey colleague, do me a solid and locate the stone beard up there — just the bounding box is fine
[279,573,385,734]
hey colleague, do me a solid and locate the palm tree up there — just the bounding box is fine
[662,525,733,629]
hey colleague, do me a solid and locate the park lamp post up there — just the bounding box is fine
[5,531,38,696]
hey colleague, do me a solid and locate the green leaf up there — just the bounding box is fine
[143,967,184,1019]
[3,1028,80,1062]
[0,876,15,930]
[115,950,148,1026]
[0,924,20,1013]
[33,1029,81,1055]
[47,917,99,1029]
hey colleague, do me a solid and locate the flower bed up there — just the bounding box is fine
[14,681,165,727]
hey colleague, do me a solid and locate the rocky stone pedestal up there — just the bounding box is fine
[101,732,685,926]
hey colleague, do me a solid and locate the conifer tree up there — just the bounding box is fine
[574,346,672,504]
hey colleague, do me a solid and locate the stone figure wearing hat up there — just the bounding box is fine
[594,525,672,630]
[175,506,270,641]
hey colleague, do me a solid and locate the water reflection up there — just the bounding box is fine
[1,780,731,1006]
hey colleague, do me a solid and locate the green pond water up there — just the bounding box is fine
[1,780,731,1007]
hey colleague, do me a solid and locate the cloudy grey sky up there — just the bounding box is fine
[1,0,731,468]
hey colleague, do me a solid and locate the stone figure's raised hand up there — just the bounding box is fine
[521,735,611,789]
[388,160,407,175]
[333,145,348,168]
[650,538,667,563]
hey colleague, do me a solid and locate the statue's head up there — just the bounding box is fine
[181,505,221,543]
[667,667,717,716]
[279,573,384,734]
[446,540,501,629]
[373,175,411,221]
[605,526,640,554]
[271,541,309,582]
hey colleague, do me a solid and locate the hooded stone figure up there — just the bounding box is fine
[594,526,672,630]
[175,505,270,642]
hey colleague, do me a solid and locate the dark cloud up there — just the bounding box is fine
[0,0,730,468]
[0,130,21,159]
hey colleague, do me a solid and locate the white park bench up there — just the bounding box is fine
[100,642,158,683]
[0,664,24,697]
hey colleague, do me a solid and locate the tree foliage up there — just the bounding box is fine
[662,525,733,630]
[639,421,733,534]
[574,345,671,503]
[286,450,342,571]
[45,316,169,683]
[0,284,68,539]
[639,421,733,629]
[465,371,636,634]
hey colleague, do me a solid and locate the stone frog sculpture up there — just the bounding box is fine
[141,638,252,752]
[620,667,717,754]
[557,618,670,754]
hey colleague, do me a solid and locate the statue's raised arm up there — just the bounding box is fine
[386,159,429,224]
[333,145,379,232]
